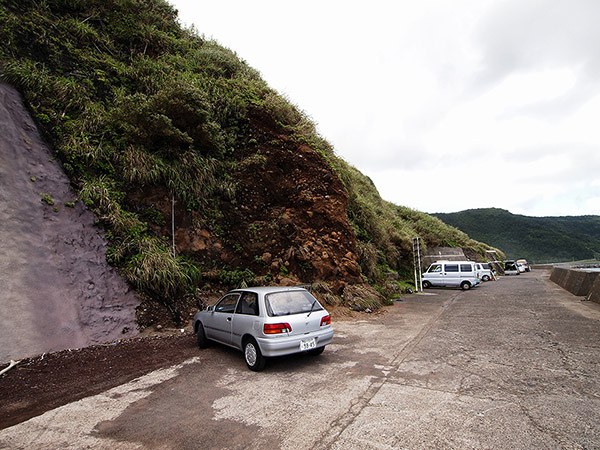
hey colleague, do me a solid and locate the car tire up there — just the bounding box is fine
[196,323,210,349]
[244,338,266,371]
[460,281,471,290]
[423,280,432,289]
[309,346,325,356]
[482,275,490,281]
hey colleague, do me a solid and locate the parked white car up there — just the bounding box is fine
[476,263,492,281]
[517,259,530,272]
[193,286,333,371]
[422,261,481,290]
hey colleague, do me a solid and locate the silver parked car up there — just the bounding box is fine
[193,286,333,371]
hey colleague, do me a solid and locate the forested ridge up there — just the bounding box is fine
[433,208,600,263]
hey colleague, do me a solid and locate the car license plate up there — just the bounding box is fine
[300,338,316,351]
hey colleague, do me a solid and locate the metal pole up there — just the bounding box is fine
[417,237,423,292]
[171,195,176,258]
[413,238,419,292]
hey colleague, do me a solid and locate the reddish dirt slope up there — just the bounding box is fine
[129,107,362,295]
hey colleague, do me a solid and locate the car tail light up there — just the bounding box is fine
[320,315,331,326]
[264,323,292,334]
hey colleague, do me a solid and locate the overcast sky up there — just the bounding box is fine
[170,0,600,217]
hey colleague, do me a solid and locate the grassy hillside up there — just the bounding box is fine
[0,0,500,321]
[433,208,600,263]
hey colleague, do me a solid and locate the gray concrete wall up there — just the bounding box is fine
[423,247,467,267]
[550,267,600,302]
[589,276,600,304]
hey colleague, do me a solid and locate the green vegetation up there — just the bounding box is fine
[0,0,500,313]
[433,208,600,263]
[334,164,500,280]
[40,193,54,205]
[0,0,271,304]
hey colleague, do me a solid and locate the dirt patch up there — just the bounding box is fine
[0,333,198,430]
[0,83,140,363]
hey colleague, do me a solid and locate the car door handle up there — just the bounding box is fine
[226,317,232,322]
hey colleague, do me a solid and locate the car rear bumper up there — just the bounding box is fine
[256,327,334,357]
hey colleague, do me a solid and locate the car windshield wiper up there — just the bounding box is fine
[307,300,317,317]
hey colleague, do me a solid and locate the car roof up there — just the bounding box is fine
[432,260,476,264]
[229,286,309,295]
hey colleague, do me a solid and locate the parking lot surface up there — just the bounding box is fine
[1,270,599,449]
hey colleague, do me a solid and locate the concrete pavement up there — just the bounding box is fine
[1,270,599,449]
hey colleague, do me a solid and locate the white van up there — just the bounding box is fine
[422,261,481,290]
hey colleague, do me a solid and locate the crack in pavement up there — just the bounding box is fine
[315,292,463,450]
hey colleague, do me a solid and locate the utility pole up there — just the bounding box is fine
[412,237,423,292]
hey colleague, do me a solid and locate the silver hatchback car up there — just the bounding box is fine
[193,286,334,371]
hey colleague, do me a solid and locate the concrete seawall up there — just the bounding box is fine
[550,267,600,303]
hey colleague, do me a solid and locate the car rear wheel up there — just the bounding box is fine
[422,280,432,289]
[244,338,266,371]
[309,346,325,356]
[460,281,471,290]
[196,323,210,349]
[482,275,490,281]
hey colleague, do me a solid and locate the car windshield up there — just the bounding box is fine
[428,264,442,273]
[265,290,323,317]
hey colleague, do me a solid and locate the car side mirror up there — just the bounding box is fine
[206,305,214,312]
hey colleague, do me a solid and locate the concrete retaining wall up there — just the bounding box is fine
[589,276,600,304]
[423,247,466,267]
[550,267,600,303]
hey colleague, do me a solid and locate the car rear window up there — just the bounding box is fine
[265,290,323,317]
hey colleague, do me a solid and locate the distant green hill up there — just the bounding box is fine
[432,208,600,263]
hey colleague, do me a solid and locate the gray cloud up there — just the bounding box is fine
[472,0,600,95]
[172,0,600,216]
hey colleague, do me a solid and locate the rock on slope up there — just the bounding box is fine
[0,83,140,363]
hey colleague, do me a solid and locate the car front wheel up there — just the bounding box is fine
[196,323,210,349]
[244,338,266,371]
[422,280,432,289]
